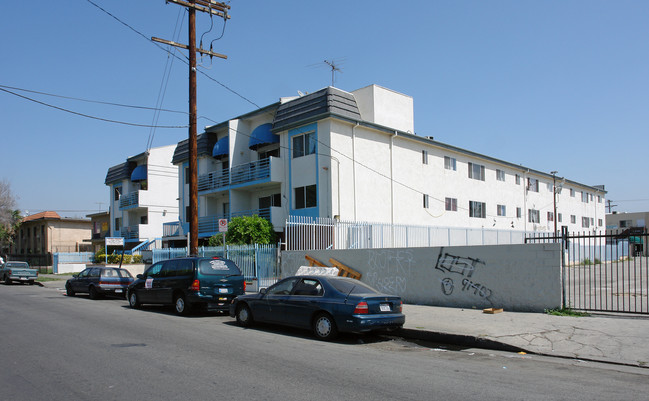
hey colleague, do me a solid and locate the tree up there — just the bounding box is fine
[208,215,276,246]
[0,180,21,254]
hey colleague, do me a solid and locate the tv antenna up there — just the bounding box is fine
[323,59,343,86]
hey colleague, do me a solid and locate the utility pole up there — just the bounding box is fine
[153,0,229,255]
[606,199,617,214]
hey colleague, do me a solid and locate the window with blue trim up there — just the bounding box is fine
[292,132,316,158]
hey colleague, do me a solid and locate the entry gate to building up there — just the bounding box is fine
[527,228,648,314]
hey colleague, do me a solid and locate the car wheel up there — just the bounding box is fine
[313,313,338,341]
[88,286,99,300]
[128,291,140,308]
[174,293,191,315]
[66,284,75,297]
[235,303,254,327]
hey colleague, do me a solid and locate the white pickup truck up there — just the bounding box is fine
[1,261,39,285]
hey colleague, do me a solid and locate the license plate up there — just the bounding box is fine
[380,304,391,312]
[218,288,228,294]
[20,277,27,281]
[115,289,123,293]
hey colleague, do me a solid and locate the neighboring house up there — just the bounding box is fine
[10,211,93,263]
[84,211,110,253]
[164,84,607,246]
[606,211,648,231]
[105,145,179,249]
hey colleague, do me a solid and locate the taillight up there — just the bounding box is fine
[191,279,200,291]
[397,300,403,313]
[243,281,246,292]
[354,301,369,314]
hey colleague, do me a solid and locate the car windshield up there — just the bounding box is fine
[328,278,380,295]
[198,259,241,276]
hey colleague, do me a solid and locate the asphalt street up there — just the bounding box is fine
[1,283,648,401]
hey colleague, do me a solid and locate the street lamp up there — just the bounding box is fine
[551,171,558,239]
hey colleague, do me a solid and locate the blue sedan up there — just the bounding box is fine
[229,275,405,340]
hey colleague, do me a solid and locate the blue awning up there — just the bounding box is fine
[248,123,279,150]
[130,165,147,181]
[212,136,229,158]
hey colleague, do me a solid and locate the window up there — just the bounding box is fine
[444,156,457,171]
[293,278,323,296]
[292,132,316,158]
[516,207,522,218]
[598,219,603,227]
[527,178,539,192]
[547,212,554,222]
[547,183,553,192]
[445,197,457,211]
[496,169,505,182]
[268,277,300,295]
[469,201,486,218]
[620,220,632,228]
[581,191,589,203]
[515,174,521,185]
[223,202,230,216]
[114,218,121,229]
[185,167,190,183]
[597,195,602,203]
[570,188,575,197]
[422,150,428,165]
[295,185,317,209]
[570,215,576,224]
[258,148,280,160]
[468,163,485,181]
[259,194,281,209]
[558,213,563,223]
[528,209,540,223]
[423,194,430,209]
[140,215,148,225]
[582,217,590,228]
[145,262,164,278]
[114,186,121,201]
[497,205,506,216]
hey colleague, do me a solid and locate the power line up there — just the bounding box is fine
[0,87,187,129]
[0,84,217,124]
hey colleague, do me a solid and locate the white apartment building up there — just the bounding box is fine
[105,145,179,248]
[164,84,606,245]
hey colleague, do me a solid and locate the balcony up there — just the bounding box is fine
[163,221,189,238]
[198,170,230,193]
[230,158,271,185]
[119,191,144,210]
[122,225,140,240]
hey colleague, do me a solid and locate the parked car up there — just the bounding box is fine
[0,261,38,285]
[230,275,405,340]
[127,257,246,315]
[66,267,134,299]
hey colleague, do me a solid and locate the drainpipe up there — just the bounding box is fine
[352,122,359,220]
[390,131,397,247]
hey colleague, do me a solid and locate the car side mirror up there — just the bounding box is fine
[72,273,79,278]
[259,288,267,295]
[137,274,144,279]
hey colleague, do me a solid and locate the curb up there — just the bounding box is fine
[399,328,529,354]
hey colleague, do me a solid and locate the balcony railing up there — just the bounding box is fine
[230,158,271,185]
[232,208,271,221]
[198,170,230,192]
[119,191,139,209]
[163,221,189,237]
[198,214,229,236]
[122,225,140,240]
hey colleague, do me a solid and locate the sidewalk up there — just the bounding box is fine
[38,276,649,367]
[401,304,649,368]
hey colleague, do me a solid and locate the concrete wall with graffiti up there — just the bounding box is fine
[280,243,561,312]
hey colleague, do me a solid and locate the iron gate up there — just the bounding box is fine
[527,227,648,314]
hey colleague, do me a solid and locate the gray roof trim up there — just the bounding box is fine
[105,161,134,185]
[272,87,361,132]
[172,132,219,165]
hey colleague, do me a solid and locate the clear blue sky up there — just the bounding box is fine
[1,0,647,218]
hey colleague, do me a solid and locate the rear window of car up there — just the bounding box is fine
[6,262,29,268]
[101,269,133,278]
[198,259,241,276]
[328,279,380,295]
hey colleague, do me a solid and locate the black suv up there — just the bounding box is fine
[126,257,246,315]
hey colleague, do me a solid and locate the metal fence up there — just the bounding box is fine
[151,244,279,287]
[285,216,532,251]
[526,228,648,314]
